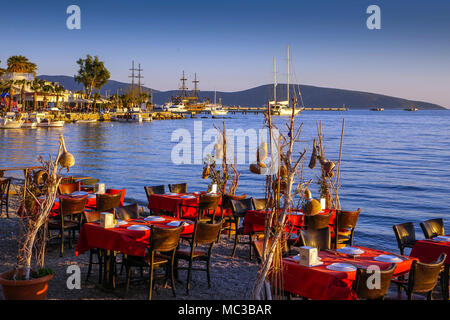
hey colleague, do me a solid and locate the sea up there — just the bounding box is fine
[1,109,449,252]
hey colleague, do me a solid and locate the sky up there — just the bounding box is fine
[1,0,449,107]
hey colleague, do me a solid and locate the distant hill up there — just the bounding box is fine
[38,75,446,110]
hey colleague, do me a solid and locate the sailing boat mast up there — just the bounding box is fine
[287,44,290,108]
[273,56,277,104]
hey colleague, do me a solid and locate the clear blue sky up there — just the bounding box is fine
[1,0,449,107]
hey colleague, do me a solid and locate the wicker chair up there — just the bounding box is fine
[333,208,361,248]
[251,198,269,211]
[230,198,258,259]
[299,227,331,251]
[124,225,183,300]
[393,253,447,300]
[168,183,187,194]
[304,212,332,230]
[115,203,140,220]
[95,192,122,213]
[58,181,81,195]
[144,185,165,198]
[48,195,88,256]
[353,263,396,300]
[83,211,103,283]
[0,178,11,218]
[174,220,223,294]
[179,194,221,222]
[420,218,445,239]
[393,222,416,255]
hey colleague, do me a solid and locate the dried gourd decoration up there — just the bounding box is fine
[58,134,75,172]
[202,165,210,179]
[308,139,317,169]
[302,199,322,215]
[257,142,268,162]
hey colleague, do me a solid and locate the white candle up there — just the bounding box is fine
[320,198,326,210]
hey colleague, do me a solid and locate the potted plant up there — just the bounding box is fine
[0,135,69,300]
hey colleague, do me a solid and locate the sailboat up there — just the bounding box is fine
[269,45,302,116]
[210,91,228,116]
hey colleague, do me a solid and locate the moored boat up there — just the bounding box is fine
[37,118,65,127]
[0,113,25,129]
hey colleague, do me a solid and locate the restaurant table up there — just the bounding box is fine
[18,189,126,217]
[243,209,336,234]
[75,216,195,289]
[147,192,232,219]
[410,237,450,299]
[0,165,41,178]
[279,246,416,300]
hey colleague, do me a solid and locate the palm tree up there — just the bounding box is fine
[53,84,65,110]
[4,79,16,111]
[41,83,54,110]
[15,79,29,112]
[30,79,44,111]
[7,55,37,75]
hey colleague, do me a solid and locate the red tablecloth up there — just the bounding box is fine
[243,209,336,234]
[50,189,125,216]
[280,246,416,300]
[410,237,450,264]
[147,193,232,219]
[75,216,195,257]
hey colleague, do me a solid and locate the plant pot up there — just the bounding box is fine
[0,269,53,300]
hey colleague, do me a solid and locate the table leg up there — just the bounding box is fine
[443,264,449,300]
[102,250,117,290]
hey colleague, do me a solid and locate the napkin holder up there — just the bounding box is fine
[95,183,105,194]
[320,198,326,210]
[100,212,115,228]
[207,183,217,194]
[298,246,322,267]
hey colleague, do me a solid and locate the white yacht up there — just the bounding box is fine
[208,91,228,116]
[269,46,302,116]
[0,113,25,129]
[165,103,188,113]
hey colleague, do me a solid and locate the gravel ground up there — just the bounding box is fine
[0,189,260,300]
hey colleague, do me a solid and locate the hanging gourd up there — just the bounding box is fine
[304,188,312,200]
[202,165,210,179]
[58,134,75,172]
[308,139,317,169]
[214,141,223,159]
[257,142,268,162]
[280,165,288,179]
[302,198,322,215]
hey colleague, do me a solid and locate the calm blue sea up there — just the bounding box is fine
[1,110,449,252]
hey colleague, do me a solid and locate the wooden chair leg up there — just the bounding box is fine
[206,259,211,288]
[170,258,177,297]
[60,229,64,257]
[86,250,93,281]
[148,265,154,300]
[125,265,131,296]
[98,250,103,284]
[231,233,239,258]
[186,259,193,295]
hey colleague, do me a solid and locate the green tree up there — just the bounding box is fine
[74,55,110,100]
